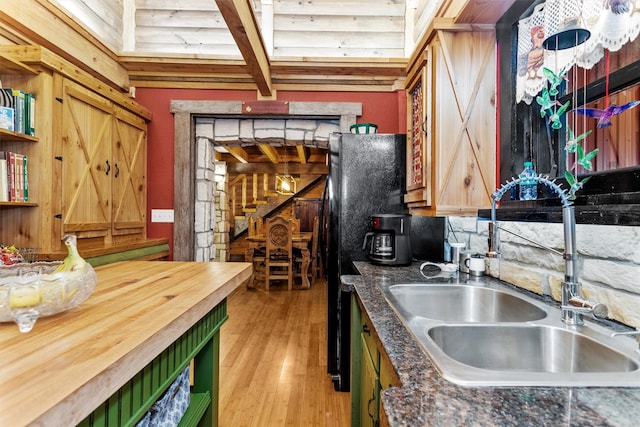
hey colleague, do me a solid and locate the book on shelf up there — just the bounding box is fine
[0,158,7,202]
[0,88,36,136]
[9,151,16,201]
[0,150,29,202]
[12,89,25,134]
[14,153,24,201]
[0,88,13,109]
[0,106,13,131]
[25,92,35,136]
[23,154,28,201]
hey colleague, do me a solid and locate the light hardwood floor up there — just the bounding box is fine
[219,277,351,426]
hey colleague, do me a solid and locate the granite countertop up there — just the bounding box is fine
[345,261,640,427]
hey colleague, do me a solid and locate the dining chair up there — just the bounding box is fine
[248,216,257,237]
[290,217,300,235]
[297,215,321,284]
[310,215,321,281]
[265,215,293,290]
[256,216,264,235]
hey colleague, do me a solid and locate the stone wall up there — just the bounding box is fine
[447,216,640,328]
[194,122,221,262]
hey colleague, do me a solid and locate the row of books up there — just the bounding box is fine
[0,88,36,136]
[0,151,29,202]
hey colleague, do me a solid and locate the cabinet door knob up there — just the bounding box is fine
[105,160,111,176]
[114,163,119,178]
[362,324,371,335]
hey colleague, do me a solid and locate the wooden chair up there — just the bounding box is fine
[265,216,294,291]
[248,216,257,237]
[310,215,322,281]
[290,217,300,235]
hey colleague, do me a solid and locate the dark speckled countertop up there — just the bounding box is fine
[344,261,640,427]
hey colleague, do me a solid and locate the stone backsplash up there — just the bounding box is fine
[447,216,640,328]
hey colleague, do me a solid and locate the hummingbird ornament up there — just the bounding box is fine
[571,101,640,128]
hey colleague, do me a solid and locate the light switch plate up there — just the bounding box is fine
[151,209,174,223]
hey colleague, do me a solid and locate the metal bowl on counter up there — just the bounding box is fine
[0,261,97,333]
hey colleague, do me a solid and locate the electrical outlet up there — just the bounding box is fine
[151,209,174,223]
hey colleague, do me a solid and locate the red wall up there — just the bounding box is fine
[134,88,407,257]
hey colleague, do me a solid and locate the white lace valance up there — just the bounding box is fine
[516,0,640,104]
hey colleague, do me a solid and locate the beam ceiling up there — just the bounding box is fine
[215,0,272,96]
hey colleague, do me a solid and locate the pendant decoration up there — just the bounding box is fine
[571,100,640,128]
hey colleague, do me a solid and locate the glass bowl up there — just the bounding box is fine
[0,261,97,332]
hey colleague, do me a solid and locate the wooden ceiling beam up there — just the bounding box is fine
[257,144,280,164]
[224,146,250,163]
[215,0,272,97]
[228,163,328,175]
[296,146,308,164]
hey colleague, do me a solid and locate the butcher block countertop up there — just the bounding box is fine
[0,261,251,427]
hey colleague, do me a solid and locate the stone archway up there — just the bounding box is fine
[170,100,361,261]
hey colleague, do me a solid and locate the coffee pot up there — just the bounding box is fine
[362,214,412,266]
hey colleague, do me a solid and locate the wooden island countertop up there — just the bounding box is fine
[0,261,251,427]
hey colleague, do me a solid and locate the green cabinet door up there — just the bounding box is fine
[360,333,380,427]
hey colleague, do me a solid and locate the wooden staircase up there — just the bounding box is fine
[229,173,325,246]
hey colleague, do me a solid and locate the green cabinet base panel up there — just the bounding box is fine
[86,244,170,267]
[179,393,212,427]
[77,299,227,427]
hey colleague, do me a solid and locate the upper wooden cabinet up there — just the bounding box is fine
[405,29,496,216]
[59,79,147,243]
[0,45,151,257]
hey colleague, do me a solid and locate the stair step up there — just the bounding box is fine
[242,208,257,213]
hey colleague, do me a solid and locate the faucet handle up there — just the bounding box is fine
[612,329,640,348]
[563,296,608,319]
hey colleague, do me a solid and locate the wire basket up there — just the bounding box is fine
[350,123,378,134]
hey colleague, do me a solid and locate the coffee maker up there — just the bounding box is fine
[362,214,412,265]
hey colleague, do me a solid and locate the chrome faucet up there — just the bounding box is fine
[487,174,607,326]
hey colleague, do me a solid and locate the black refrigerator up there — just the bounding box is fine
[323,132,407,391]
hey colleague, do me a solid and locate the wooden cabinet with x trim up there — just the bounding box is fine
[0,45,158,259]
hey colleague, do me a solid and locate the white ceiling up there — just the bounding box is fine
[53,0,442,59]
[41,0,516,96]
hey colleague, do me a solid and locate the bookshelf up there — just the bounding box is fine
[1,45,154,259]
[0,54,38,75]
[0,128,38,143]
[0,56,39,208]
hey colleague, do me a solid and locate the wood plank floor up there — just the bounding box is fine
[219,278,351,426]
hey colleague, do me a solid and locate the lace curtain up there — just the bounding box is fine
[516,0,640,104]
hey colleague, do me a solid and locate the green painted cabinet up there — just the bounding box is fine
[351,294,400,427]
[360,333,380,427]
[77,299,227,427]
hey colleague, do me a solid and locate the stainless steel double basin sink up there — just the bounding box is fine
[380,279,640,387]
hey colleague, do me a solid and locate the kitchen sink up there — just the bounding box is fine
[378,280,640,387]
[429,324,638,375]
[387,284,547,322]
[420,323,640,386]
